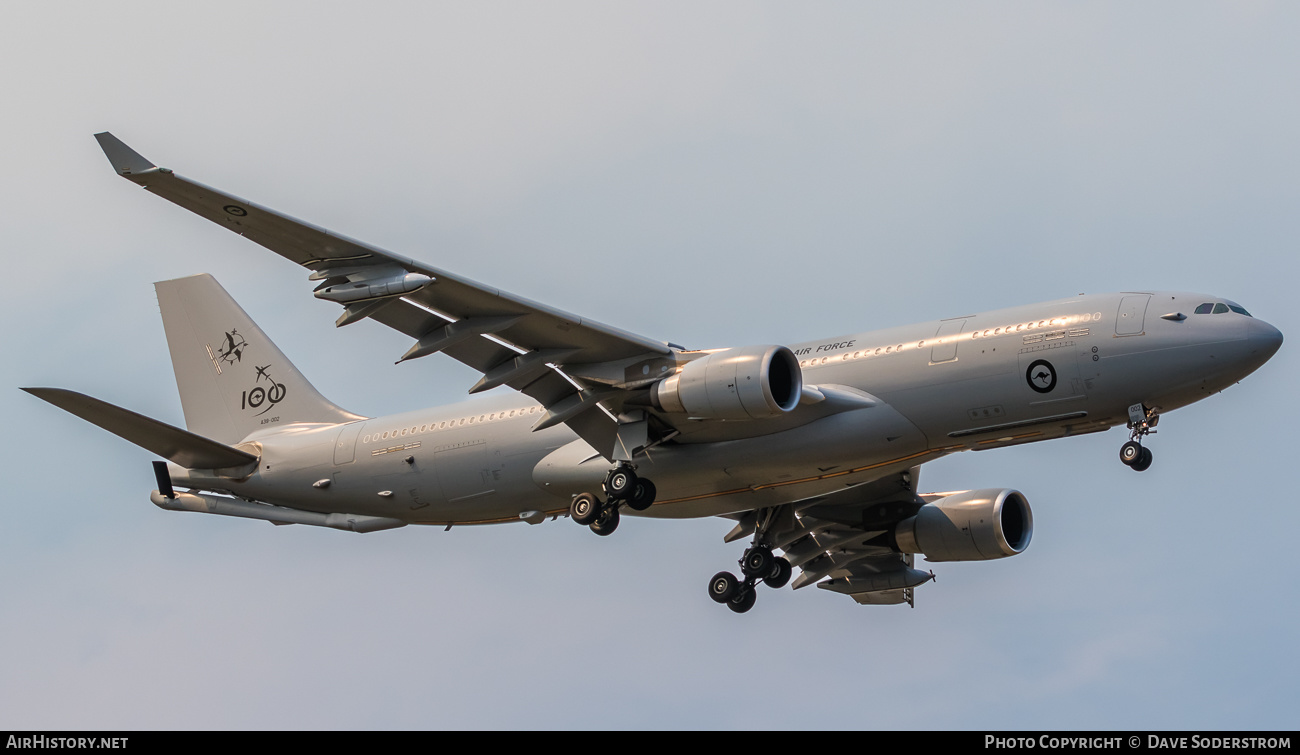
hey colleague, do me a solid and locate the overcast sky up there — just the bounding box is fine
[2,2,1297,730]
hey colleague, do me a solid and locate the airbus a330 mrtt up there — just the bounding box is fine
[23,133,1284,613]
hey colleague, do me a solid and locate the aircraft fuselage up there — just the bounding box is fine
[173,290,1281,525]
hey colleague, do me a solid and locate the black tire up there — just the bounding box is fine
[626,479,656,511]
[741,547,773,578]
[709,571,740,604]
[1119,441,1143,466]
[728,588,757,614]
[570,493,600,525]
[1131,446,1153,472]
[605,468,635,500]
[764,557,793,589]
[590,506,620,536]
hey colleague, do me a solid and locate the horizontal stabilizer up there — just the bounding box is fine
[22,387,257,470]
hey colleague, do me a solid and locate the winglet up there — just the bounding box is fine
[93,132,159,176]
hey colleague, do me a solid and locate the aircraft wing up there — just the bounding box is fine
[95,133,676,459]
[725,467,935,605]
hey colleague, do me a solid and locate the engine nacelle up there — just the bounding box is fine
[653,345,802,420]
[894,488,1033,562]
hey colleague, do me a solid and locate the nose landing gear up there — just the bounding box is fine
[1120,403,1159,472]
[568,462,657,536]
[1120,441,1153,471]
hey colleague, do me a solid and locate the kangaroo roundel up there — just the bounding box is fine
[1026,359,1057,393]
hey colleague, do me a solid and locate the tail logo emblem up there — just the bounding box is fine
[217,329,247,366]
[241,364,288,416]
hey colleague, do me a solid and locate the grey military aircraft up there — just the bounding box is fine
[23,133,1284,613]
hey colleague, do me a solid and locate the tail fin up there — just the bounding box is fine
[155,274,364,444]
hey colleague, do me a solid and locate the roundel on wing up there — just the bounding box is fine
[1026,359,1057,394]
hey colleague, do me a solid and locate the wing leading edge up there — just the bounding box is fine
[95,132,676,460]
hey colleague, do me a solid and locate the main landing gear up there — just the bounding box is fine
[569,463,656,537]
[708,546,793,614]
[707,508,792,614]
[1120,403,1159,472]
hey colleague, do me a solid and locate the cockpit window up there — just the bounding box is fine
[1194,301,1252,316]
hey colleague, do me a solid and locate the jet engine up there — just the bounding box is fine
[893,488,1033,562]
[652,345,802,420]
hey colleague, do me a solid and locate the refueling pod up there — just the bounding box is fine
[894,488,1033,562]
[314,271,433,304]
[652,345,802,420]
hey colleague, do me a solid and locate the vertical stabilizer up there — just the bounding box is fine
[155,274,364,444]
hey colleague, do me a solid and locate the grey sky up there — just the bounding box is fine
[3,2,1297,729]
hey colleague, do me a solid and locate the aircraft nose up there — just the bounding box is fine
[1249,317,1284,359]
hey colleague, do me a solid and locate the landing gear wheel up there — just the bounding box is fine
[741,547,774,578]
[709,571,741,604]
[570,493,601,525]
[728,588,757,614]
[764,557,793,589]
[626,479,656,512]
[589,505,620,536]
[1131,447,1153,472]
[605,467,636,500]
[1119,441,1143,466]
